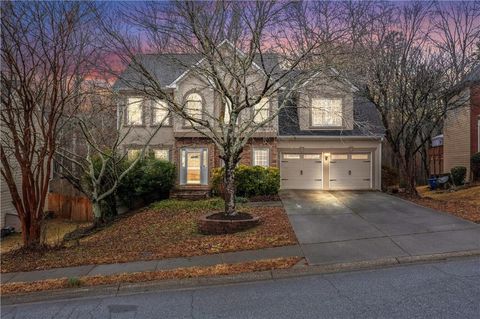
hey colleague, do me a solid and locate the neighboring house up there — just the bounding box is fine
[428,134,444,176]
[114,43,384,196]
[0,163,22,230]
[443,65,480,181]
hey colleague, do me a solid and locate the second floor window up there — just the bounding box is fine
[185,93,203,123]
[253,98,269,124]
[152,100,170,125]
[224,98,232,124]
[311,98,342,127]
[126,97,143,125]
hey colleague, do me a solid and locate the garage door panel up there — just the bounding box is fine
[329,153,372,190]
[280,154,323,190]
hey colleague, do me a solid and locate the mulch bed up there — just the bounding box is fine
[399,195,480,223]
[1,257,301,295]
[1,202,297,273]
[249,195,281,202]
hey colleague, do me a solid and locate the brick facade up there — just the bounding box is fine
[173,136,278,191]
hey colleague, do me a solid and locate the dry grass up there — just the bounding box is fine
[1,198,297,273]
[409,185,480,223]
[1,219,91,254]
[1,257,301,295]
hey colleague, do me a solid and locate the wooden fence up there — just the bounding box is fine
[48,193,93,222]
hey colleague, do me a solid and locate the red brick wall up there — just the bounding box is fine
[471,84,480,156]
[174,137,278,189]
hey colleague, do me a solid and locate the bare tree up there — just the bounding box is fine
[430,1,480,83]
[55,81,170,227]
[101,1,335,216]
[0,1,99,247]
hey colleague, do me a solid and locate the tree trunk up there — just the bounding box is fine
[21,215,41,248]
[92,200,104,227]
[400,156,419,196]
[223,164,236,216]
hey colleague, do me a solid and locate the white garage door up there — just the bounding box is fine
[329,153,372,190]
[280,153,323,189]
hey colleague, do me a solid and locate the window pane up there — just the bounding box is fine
[154,149,169,161]
[186,93,202,121]
[153,100,169,125]
[127,149,141,160]
[253,98,269,123]
[253,149,269,167]
[304,154,321,159]
[224,99,232,124]
[127,98,143,125]
[331,154,348,160]
[283,154,300,159]
[311,98,342,127]
[351,154,369,160]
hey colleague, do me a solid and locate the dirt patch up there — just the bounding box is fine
[1,257,301,295]
[401,186,480,223]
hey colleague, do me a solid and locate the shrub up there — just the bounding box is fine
[450,166,467,186]
[67,277,81,288]
[117,158,176,208]
[381,165,399,190]
[212,165,280,198]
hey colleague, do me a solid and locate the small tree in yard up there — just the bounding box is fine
[0,1,99,247]
[101,1,342,217]
[56,82,171,226]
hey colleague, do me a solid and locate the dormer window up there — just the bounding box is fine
[253,97,269,124]
[126,97,143,125]
[311,98,342,127]
[185,93,203,123]
[152,100,170,126]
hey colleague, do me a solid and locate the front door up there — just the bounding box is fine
[180,148,208,185]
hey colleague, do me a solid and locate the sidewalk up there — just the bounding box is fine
[0,245,303,284]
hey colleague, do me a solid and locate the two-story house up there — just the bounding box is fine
[113,43,384,196]
[443,64,480,181]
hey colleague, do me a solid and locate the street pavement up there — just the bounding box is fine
[2,256,479,319]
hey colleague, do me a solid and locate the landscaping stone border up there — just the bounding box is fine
[197,213,260,235]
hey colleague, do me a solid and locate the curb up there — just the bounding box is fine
[2,250,480,306]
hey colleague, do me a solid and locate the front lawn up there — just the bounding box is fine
[1,198,297,273]
[412,185,480,223]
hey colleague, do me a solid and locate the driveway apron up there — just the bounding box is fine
[280,190,480,265]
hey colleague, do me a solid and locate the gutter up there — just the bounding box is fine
[278,135,384,141]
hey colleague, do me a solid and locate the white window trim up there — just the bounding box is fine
[311,98,343,127]
[126,97,143,126]
[184,92,203,125]
[253,98,270,124]
[152,100,170,126]
[252,148,270,167]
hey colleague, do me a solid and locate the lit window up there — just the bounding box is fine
[331,154,348,160]
[253,98,269,124]
[224,98,232,124]
[185,93,203,122]
[253,149,269,167]
[311,98,342,127]
[283,154,300,159]
[152,100,170,125]
[127,149,141,160]
[351,154,369,160]
[153,149,169,161]
[126,97,143,125]
[304,154,321,160]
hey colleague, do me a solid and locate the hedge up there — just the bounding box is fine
[212,165,280,197]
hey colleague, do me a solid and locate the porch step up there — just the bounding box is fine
[170,189,210,200]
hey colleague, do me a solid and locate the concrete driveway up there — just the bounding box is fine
[280,190,480,265]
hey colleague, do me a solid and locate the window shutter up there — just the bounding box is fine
[180,149,187,185]
[200,148,209,185]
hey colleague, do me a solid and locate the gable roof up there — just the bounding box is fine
[278,94,384,137]
[113,51,280,91]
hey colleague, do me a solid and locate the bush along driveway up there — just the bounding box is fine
[1,198,298,273]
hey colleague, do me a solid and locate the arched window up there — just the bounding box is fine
[185,93,203,121]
